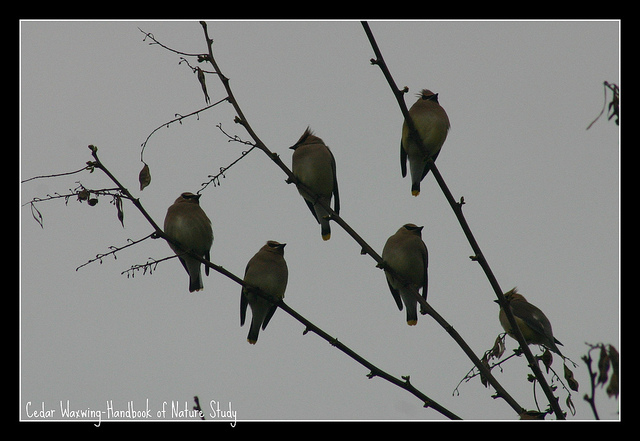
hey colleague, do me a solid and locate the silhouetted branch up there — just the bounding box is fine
[86,142,460,420]
[582,342,619,419]
[21,165,91,183]
[76,233,156,272]
[361,20,565,419]
[139,96,228,163]
[198,124,258,192]
[196,20,522,418]
[586,81,619,129]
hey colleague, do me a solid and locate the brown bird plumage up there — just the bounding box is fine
[240,241,289,344]
[497,288,564,356]
[401,89,450,196]
[164,192,214,292]
[381,224,429,326]
[290,127,340,241]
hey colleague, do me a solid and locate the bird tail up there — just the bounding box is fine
[246,319,261,345]
[188,265,203,293]
[411,182,421,197]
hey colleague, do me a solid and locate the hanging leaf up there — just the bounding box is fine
[566,395,576,416]
[115,196,125,227]
[606,371,619,399]
[139,163,151,191]
[597,345,610,386]
[606,344,619,398]
[564,364,579,392]
[30,203,44,228]
[541,348,553,373]
[77,189,90,202]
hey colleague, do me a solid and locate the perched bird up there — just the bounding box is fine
[163,192,214,292]
[290,127,340,241]
[401,89,450,196]
[496,288,564,356]
[241,241,289,344]
[381,224,429,326]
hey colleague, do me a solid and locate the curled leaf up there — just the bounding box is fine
[597,345,610,386]
[564,364,579,392]
[489,334,506,360]
[77,189,90,202]
[115,196,125,227]
[139,163,151,191]
[566,395,576,416]
[29,203,44,228]
[541,348,553,373]
[606,371,618,399]
[606,344,619,398]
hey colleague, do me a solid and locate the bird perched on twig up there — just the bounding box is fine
[496,288,564,356]
[401,89,450,196]
[241,241,289,344]
[290,127,340,241]
[164,192,213,292]
[381,224,429,326]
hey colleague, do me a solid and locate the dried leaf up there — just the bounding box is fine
[564,364,579,392]
[479,355,490,388]
[606,371,619,399]
[519,410,546,420]
[490,334,506,360]
[77,189,90,202]
[566,395,576,416]
[597,345,610,386]
[115,196,125,227]
[541,348,553,373]
[608,344,619,373]
[30,203,44,229]
[139,163,151,191]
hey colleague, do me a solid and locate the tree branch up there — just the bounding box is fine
[197,21,524,417]
[360,20,564,419]
[86,143,460,420]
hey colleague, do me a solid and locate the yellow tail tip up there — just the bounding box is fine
[411,190,420,196]
[247,339,257,345]
[407,320,418,326]
[322,233,331,241]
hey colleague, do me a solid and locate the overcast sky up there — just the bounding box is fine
[20,20,620,422]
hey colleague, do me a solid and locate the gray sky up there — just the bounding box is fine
[20,20,620,422]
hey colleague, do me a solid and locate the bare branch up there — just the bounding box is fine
[139,96,228,163]
[21,165,91,184]
[75,233,156,272]
[87,142,461,420]
[196,20,517,418]
[361,20,564,418]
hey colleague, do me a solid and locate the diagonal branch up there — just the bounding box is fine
[87,143,460,420]
[197,21,523,417]
[360,21,564,419]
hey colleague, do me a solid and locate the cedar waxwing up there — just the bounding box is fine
[290,127,340,241]
[496,288,564,356]
[240,241,289,344]
[163,192,214,293]
[381,224,429,326]
[401,89,450,196]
